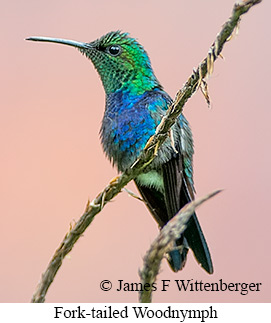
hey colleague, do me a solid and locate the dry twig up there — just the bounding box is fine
[31,0,262,303]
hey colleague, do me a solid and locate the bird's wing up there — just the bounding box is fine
[135,179,168,228]
[162,154,183,219]
[135,172,188,272]
[162,153,214,274]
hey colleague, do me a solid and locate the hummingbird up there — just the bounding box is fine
[26,31,213,274]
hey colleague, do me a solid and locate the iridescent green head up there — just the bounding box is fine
[26,31,161,95]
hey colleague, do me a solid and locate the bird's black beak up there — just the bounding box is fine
[26,36,91,50]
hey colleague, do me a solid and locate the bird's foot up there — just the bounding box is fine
[109,175,120,185]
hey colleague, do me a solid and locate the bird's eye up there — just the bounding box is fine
[107,45,121,56]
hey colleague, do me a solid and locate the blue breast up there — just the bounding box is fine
[100,88,171,172]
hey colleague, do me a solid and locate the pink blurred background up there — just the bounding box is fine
[0,1,270,302]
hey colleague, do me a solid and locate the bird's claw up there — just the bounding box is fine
[144,135,155,150]
[109,176,120,185]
